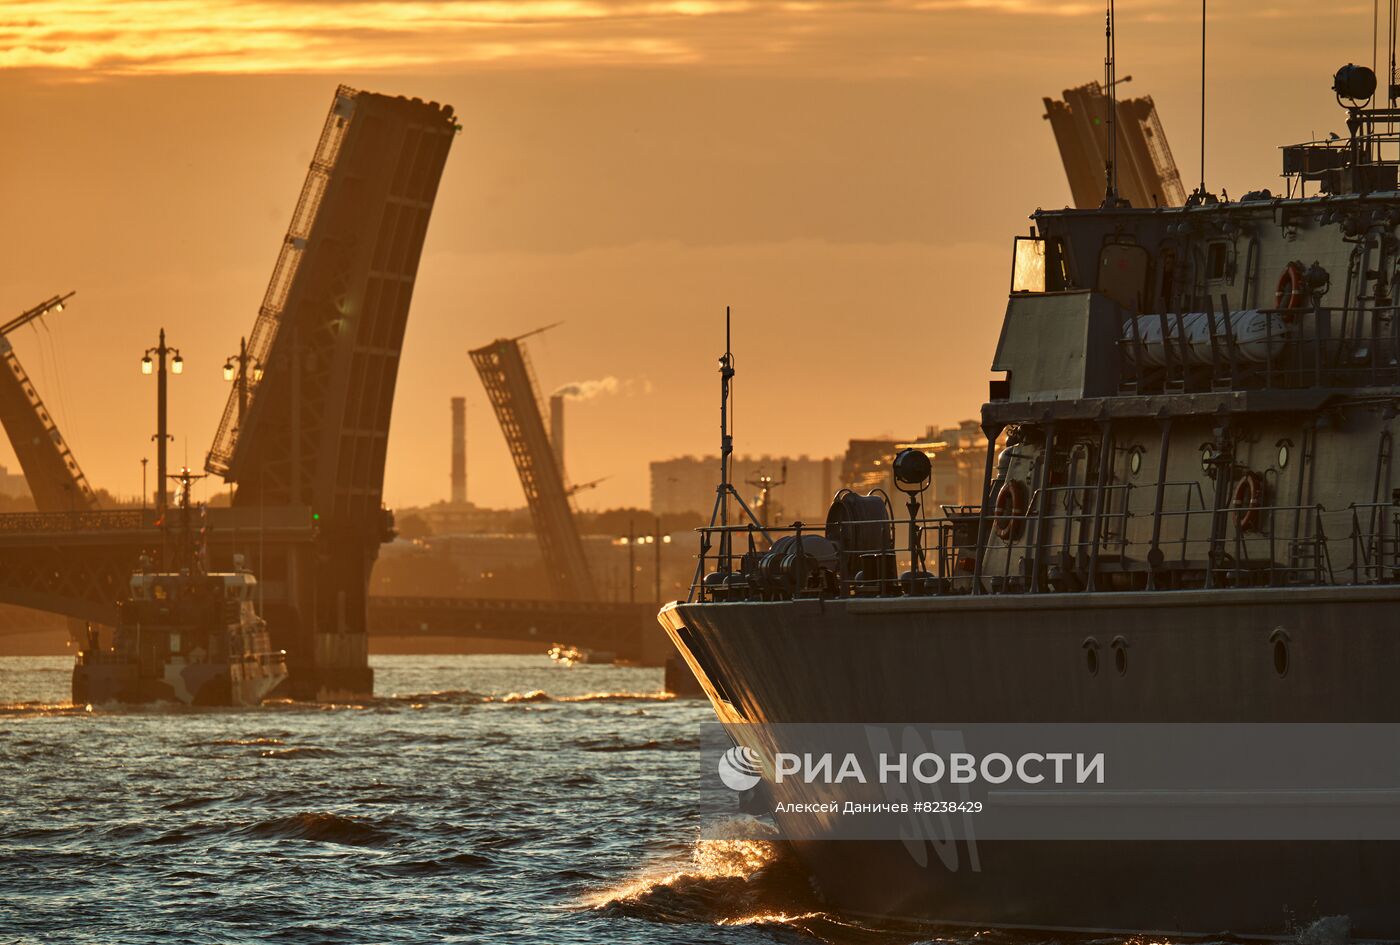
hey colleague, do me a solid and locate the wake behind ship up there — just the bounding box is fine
[661,57,1400,938]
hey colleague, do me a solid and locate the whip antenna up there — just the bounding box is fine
[1198,0,1207,196]
[1102,0,1118,206]
[1389,0,1397,108]
[720,306,733,567]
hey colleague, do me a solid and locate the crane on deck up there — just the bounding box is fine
[0,293,97,511]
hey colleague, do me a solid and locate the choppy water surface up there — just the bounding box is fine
[0,654,918,944]
[3,654,1208,945]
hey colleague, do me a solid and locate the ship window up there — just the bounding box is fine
[1097,243,1150,311]
[1010,236,1069,293]
[1011,237,1047,293]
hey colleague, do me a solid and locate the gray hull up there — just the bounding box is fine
[72,660,286,707]
[661,585,1400,937]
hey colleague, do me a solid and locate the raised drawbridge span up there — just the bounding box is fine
[470,329,596,602]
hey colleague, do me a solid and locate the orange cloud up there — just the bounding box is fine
[0,0,1216,77]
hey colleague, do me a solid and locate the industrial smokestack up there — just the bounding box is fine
[549,393,565,473]
[451,396,466,505]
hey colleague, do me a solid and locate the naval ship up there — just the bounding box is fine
[73,470,287,706]
[660,60,1400,937]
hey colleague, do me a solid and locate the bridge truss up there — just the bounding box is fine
[470,335,595,601]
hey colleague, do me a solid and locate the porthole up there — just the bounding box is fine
[1200,444,1215,473]
[1277,438,1293,470]
[1270,627,1291,679]
[1110,635,1129,675]
[1129,448,1143,476]
[1082,637,1100,676]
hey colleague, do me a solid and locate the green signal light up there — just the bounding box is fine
[312,513,320,521]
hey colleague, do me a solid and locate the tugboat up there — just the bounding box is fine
[661,41,1400,943]
[72,468,287,706]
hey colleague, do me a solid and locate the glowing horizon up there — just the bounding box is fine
[0,0,1267,78]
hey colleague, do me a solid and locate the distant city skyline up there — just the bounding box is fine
[0,1,1370,510]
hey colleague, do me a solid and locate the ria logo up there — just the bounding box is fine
[718,745,763,791]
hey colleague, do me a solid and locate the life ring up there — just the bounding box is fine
[1231,470,1265,531]
[993,479,1028,541]
[1274,262,1306,311]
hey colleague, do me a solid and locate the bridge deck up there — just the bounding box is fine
[367,595,663,662]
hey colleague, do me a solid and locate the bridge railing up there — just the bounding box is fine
[368,595,654,614]
[0,509,153,533]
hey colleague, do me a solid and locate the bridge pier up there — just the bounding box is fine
[209,513,378,700]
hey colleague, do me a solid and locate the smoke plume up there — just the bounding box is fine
[553,377,621,401]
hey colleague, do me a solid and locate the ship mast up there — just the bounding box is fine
[691,307,771,599]
[168,466,208,576]
[1102,0,1119,207]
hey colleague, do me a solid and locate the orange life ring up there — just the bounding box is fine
[1231,470,1265,531]
[1274,262,1306,311]
[993,479,1028,541]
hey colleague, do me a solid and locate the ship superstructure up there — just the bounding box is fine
[660,62,1400,937]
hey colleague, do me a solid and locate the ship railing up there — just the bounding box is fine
[1347,501,1400,585]
[689,514,964,602]
[1281,123,1400,198]
[688,493,1397,601]
[977,480,1208,592]
[977,485,1345,591]
[1119,303,1400,396]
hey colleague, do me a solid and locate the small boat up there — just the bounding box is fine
[72,469,287,706]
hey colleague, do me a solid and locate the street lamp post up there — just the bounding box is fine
[142,328,182,513]
[222,336,262,426]
[628,519,636,605]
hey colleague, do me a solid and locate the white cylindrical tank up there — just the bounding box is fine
[1123,310,1294,368]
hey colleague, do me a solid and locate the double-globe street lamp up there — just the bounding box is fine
[141,329,182,513]
[222,336,263,426]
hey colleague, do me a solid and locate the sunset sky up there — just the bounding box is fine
[0,0,1375,511]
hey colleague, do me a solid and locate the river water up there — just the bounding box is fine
[0,653,956,944]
